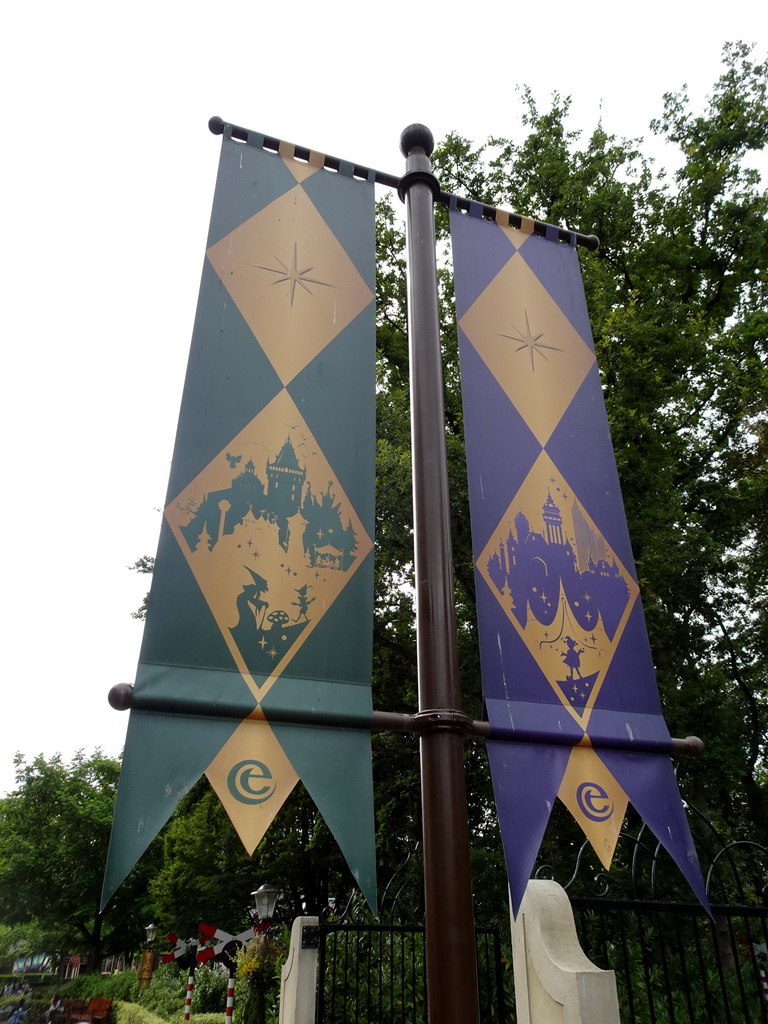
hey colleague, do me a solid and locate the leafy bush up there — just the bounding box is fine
[0,977,55,989]
[60,971,138,1003]
[102,972,139,1003]
[113,1000,169,1024]
[232,931,288,1024]
[189,966,227,1015]
[60,975,108,999]
[136,965,185,1020]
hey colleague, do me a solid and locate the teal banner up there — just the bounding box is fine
[102,130,377,910]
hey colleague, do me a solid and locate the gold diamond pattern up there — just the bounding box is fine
[165,389,373,704]
[556,746,629,868]
[476,451,639,729]
[206,185,373,388]
[459,245,595,446]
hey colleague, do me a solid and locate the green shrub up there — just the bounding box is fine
[59,975,110,999]
[0,976,56,989]
[136,965,186,1021]
[0,978,56,987]
[113,999,169,1024]
[189,966,227,1015]
[60,971,138,1003]
[114,998,225,1024]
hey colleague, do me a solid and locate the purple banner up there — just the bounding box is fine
[451,210,708,916]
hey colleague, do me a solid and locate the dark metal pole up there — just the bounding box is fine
[109,683,705,757]
[398,123,481,1024]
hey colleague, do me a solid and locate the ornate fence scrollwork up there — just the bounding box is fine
[538,799,768,1024]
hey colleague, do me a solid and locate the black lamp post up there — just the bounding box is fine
[251,884,280,928]
[247,885,281,1024]
[139,923,159,988]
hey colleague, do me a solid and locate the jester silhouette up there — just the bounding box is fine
[561,635,585,681]
[291,584,315,623]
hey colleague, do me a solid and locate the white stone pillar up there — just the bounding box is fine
[279,916,319,1024]
[511,880,620,1024]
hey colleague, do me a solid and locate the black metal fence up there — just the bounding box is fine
[314,903,767,1024]
[315,923,510,1023]
[555,808,768,1024]
[572,898,768,1024]
[314,809,767,1023]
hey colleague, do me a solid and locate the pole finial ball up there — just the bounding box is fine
[400,124,434,158]
[108,682,134,711]
[208,116,226,136]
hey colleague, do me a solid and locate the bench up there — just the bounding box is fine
[61,1000,85,1024]
[81,999,112,1024]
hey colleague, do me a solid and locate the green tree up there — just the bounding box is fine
[147,780,256,937]
[129,555,155,621]
[0,919,51,971]
[147,777,378,935]
[0,752,157,972]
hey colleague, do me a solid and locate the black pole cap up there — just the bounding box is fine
[208,116,226,136]
[108,682,134,711]
[400,124,434,157]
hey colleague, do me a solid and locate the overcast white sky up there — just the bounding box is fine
[1,0,765,796]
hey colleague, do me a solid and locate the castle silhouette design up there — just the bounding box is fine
[177,436,359,677]
[180,437,357,570]
[180,437,305,553]
[487,492,630,641]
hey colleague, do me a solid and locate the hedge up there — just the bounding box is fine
[114,1005,223,1024]
[113,1001,167,1024]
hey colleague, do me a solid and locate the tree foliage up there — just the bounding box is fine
[0,752,157,971]
[0,919,51,971]
[147,777,376,937]
[129,556,155,621]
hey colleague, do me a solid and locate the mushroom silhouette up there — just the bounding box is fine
[267,609,290,633]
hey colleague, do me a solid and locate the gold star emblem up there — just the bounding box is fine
[500,310,562,372]
[252,242,335,307]
[458,231,595,446]
[206,186,374,388]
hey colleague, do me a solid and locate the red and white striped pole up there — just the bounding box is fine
[757,942,768,1005]
[224,969,235,1024]
[738,939,768,1005]
[759,963,768,1005]
[183,969,195,1022]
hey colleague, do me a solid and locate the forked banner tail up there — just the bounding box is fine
[102,129,377,910]
[450,209,708,916]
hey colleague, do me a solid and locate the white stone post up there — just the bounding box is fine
[511,880,621,1023]
[279,916,319,1024]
